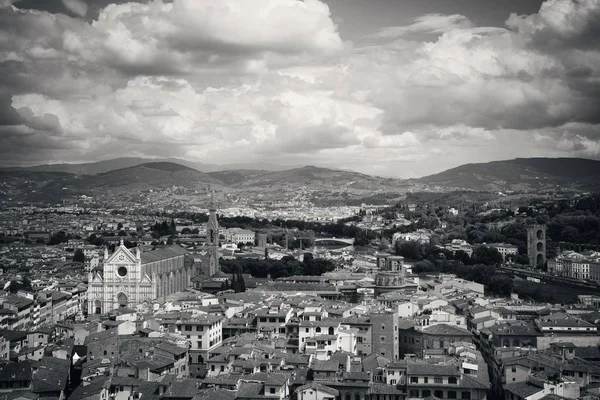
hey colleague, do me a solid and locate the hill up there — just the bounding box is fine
[79,162,224,190]
[207,169,270,185]
[417,157,600,191]
[0,157,216,175]
[0,158,301,175]
[234,165,397,190]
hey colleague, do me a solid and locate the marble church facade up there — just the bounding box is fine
[87,240,193,314]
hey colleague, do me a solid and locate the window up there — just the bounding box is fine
[211,365,215,371]
[448,391,457,399]
[423,377,428,383]
[197,341,202,348]
[390,379,396,385]
[461,392,471,400]
[220,366,224,372]
[270,388,276,394]
[579,372,584,377]
[355,394,360,400]
[422,391,431,397]
[382,325,386,330]
[279,328,285,333]
[197,326,203,331]
[410,377,418,383]
[511,367,516,373]
[306,328,309,333]
[316,327,322,333]
[185,325,192,331]
[380,336,386,343]
[434,377,443,384]
[346,394,351,400]
[104,350,107,356]
[410,391,419,398]
[448,377,458,384]
[434,391,443,398]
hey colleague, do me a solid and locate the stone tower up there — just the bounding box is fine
[204,202,220,278]
[527,224,547,268]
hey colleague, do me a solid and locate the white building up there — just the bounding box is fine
[225,228,255,245]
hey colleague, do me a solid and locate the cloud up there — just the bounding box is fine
[369,14,474,39]
[1,0,600,176]
[507,0,600,50]
[62,0,86,16]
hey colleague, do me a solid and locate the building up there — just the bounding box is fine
[202,207,220,278]
[370,313,399,360]
[87,241,193,314]
[445,239,475,257]
[547,251,600,281]
[527,224,546,268]
[225,228,255,245]
[488,243,519,261]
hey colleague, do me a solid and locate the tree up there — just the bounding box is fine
[237,272,246,293]
[117,222,123,230]
[73,249,85,263]
[181,227,192,235]
[472,246,503,266]
[220,280,230,291]
[303,252,314,264]
[22,276,32,289]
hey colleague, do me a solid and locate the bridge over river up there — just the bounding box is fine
[314,237,355,246]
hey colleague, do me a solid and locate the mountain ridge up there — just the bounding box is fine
[416,157,600,191]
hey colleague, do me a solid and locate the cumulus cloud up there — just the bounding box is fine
[62,0,86,16]
[1,0,600,176]
[370,14,475,39]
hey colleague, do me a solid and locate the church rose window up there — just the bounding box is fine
[117,267,128,277]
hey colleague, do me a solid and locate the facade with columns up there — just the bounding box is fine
[87,241,193,315]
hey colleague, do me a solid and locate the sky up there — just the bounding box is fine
[1,0,599,178]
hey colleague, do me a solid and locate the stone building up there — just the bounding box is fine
[87,240,193,314]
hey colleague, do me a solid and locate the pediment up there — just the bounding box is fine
[141,274,152,283]
[91,273,104,283]
[107,246,136,265]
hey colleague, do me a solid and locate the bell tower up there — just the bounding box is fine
[204,192,220,277]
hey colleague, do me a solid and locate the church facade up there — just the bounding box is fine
[87,241,193,315]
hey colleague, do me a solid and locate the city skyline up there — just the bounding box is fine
[1,0,599,178]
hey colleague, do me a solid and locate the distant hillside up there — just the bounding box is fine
[80,162,224,190]
[233,165,397,190]
[207,169,270,185]
[1,157,299,175]
[417,158,600,191]
[0,157,216,175]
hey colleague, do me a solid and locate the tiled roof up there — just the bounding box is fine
[297,382,339,396]
[407,363,459,377]
[236,382,263,398]
[68,376,110,400]
[503,381,543,398]
[140,245,188,264]
[422,324,471,336]
[369,383,404,395]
